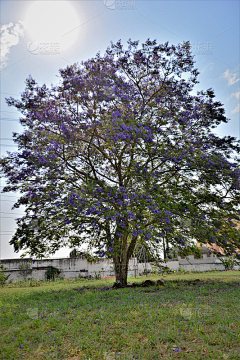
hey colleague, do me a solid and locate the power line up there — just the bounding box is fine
[0,232,15,234]
[0,195,20,198]
[0,111,19,113]
[0,145,18,147]
[0,244,14,250]
[0,211,24,215]
[0,138,14,140]
[0,145,17,148]
[0,118,19,121]
[0,201,19,205]
[1,201,18,205]
[0,92,20,96]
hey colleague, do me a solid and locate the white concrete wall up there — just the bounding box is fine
[0,257,138,283]
[166,260,179,271]
[178,253,219,265]
[1,255,238,284]
[137,262,153,274]
[135,256,230,273]
[180,263,225,271]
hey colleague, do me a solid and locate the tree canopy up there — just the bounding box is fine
[1,38,240,285]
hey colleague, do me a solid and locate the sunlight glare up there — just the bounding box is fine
[24,1,81,52]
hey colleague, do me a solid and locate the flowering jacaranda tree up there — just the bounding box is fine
[1,39,240,286]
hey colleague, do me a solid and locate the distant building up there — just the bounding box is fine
[197,221,240,255]
[196,242,225,254]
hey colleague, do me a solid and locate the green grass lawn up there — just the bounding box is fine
[0,271,239,360]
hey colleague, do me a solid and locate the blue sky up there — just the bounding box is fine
[0,0,239,259]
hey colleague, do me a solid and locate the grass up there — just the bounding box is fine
[0,271,239,360]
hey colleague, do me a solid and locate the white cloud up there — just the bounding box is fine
[223,69,240,86]
[227,89,240,115]
[0,21,25,69]
[231,103,240,115]
[227,89,240,101]
[201,63,214,74]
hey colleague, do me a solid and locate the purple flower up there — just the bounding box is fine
[175,347,181,352]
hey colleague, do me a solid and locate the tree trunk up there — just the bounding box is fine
[163,237,166,260]
[113,232,138,287]
[114,258,128,286]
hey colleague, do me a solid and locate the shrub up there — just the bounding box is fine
[18,263,32,280]
[218,256,239,271]
[0,265,10,287]
[45,266,61,281]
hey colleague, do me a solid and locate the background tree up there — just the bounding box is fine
[1,39,240,286]
[69,248,99,263]
[18,262,32,281]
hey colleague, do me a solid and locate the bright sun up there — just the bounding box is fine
[24,1,81,52]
